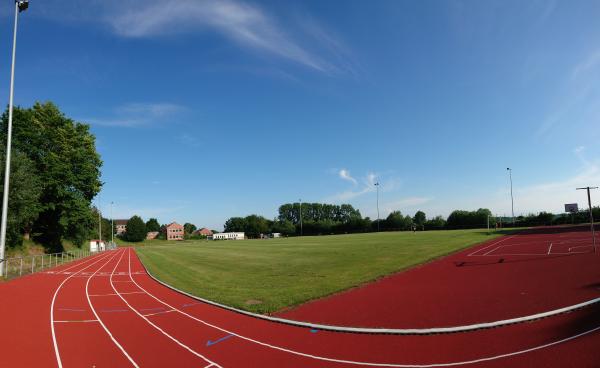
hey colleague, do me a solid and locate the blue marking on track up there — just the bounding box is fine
[206,334,234,347]
[182,302,201,308]
[310,329,319,333]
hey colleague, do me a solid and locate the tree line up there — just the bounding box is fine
[223,202,600,238]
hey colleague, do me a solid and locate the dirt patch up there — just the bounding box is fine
[245,299,263,305]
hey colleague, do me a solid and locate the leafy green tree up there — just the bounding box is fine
[413,211,426,229]
[0,148,42,247]
[244,215,269,238]
[184,222,197,234]
[145,218,160,232]
[126,215,146,242]
[224,217,246,232]
[1,102,102,251]
[271,220,295,236]
[385,211,406,230]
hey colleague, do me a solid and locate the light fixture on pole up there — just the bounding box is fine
[507,168,515,226]
[576,186,598,254]
[299,199,303,236]
[0,1,29,277]
[374,182,380,232]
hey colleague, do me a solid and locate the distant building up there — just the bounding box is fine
[146,231,159,240]
[114,219,128,235]
[90,239,106,252]
[166,222,184,241]
[193,228,213,237]
[211,232,244,240]
[270,233,281,238]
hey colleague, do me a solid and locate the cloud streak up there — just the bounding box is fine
[104,0,342,74]
[338,169,357,185]
[85,102,185,127]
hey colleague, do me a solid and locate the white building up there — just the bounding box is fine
[211,232,245,240]
[90,240,106,252]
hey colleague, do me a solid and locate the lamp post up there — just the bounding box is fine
[0,1,29,277]
[299,199,303,236]
[374,182,380,232]
[507,168,515,226]
[110,201,114,245]
[576,186,598,253]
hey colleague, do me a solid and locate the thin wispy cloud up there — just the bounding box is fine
[571,50,600,80]
[104,0,344,74]
[85,102,185,127]
[338,169,357,185]
[327,171,400,202]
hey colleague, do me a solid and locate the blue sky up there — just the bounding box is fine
[0,0,599,230]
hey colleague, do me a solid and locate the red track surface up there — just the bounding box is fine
[0,226,598,367]
[278,226,600,328]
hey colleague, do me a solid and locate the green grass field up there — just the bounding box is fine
[135,230,509,314]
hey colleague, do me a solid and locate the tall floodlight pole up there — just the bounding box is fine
[374,182,380,232]
[576,186,598,253]
[110,201,114,245]
[299,199,303,236]
[507,168,515,226]
[0,1,29,277]
[98,203,102,243]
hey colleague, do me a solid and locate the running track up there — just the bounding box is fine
[0,228,597,367]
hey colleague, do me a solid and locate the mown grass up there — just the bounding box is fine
[136,229,511,314]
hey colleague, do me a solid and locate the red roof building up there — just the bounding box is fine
[194,228,213,236]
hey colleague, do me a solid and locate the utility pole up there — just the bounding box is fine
[576,186,598,253]
[0,1,29,277]
[299,199,303,236]
[375,182,380,232]
[507,168,515,226]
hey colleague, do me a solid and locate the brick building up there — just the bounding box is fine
[166,222,184,241]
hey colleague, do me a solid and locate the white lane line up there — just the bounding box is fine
[54,319,99,323]
[50,251,115,368]
[548,243,553,255]
[143,309,176,317]
[109,248,220,367]
[85,249,139,368]
[89,291,145,297]
[54,252,106,273]
[467,235,516,256]
[129,249,600,367]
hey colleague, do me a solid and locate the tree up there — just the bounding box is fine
[271,220,295,236]
[224,217,246,232]
[126,215,146,242]
[244,215,269,238]
[385,211,407,230]
[146,218,160,232]
[413,211,426,230]
[183,222,197,234]
[1,102,102,251]
[0,148,42,247]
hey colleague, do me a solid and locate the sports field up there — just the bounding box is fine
[135,229,510,313]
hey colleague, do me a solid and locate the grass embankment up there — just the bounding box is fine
[136,229,510,314]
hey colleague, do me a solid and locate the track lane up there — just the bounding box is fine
[127,247,600,367]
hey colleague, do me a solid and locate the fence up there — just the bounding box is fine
[1,242,117,280]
